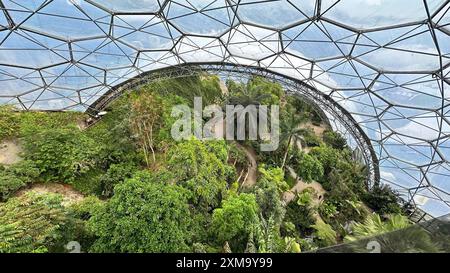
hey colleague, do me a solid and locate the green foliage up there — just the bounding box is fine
[254,169,285,223]
[363,184,404,215]
[323,130,347,150]
[0,75,407,253]
[285,197,316,236]
[229,142,248,166]
[253,216,285,253]
[342,214,443,253]
[211,193,259,251]
[0,192,67,253]
[19,111,83,137]
[0,160,40,201]
[88,177,192,253]
[0,106,20,141]
[0,106,84,141]
[168,138,232,208]
[294,152,324,183]
[318,201,338,220]
[280,109,308,169]
[311,219,337,247]
[309,145,341,179]
[71,169,103,196]
[65,196,104,251]
[246,77,284,105]
[227,76,284,107]
[85,97,140,166]
[296,188,315,207]
[258,165,290,194]
[284,237,301,253]
[302,129,322,147]
[99,163,138,198]
[0,173,25,201]
[23,127,101,184]
[345,214,411,242]
[147,75,223,105]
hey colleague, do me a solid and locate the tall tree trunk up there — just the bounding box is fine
[281,134,293,170]
[138,122,150,167]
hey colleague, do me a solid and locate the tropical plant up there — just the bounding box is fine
[130,92,163,166]
[312,219,337,247]
[258,165,290,195]
[211,193,259,251]
[322,130,347,150]
[99,162,138,198]
[294,152,324,183]
[343,214,443,253]
[345,213,411,242]
[168,138,233,208]
[296,188,316,207]
[0,192,67,253]
[0,105,20,141]
[23,127,100,184]
[88,177,193,253]
[254,170,285,223]
[0,160,40,201]
[253,215,284,253]
[285,197,316,236]
[363,184,404,215]
[280,113,308,170]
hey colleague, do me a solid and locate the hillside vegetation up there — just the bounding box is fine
[0,75,414,253]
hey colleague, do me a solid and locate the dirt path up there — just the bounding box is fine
[235,142,258,188]
[16,183,85,206]
[283,167,326,205]
[0,139,22,166]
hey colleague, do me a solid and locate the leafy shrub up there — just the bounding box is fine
[323,130,347,150]
[64,196,104,251]
[71,170,103,196]
[294,152,324,183]
[23,128,101,184]
[296,188,316,207]
[88,177,192,253]
[285,198,316,236]
[311,219,337,247]
[0,192,68,253]
[318,201,338,220]
[303,131,322,147]
[212,193,259,251]
[0,173,25,201]
[309,146,341,178]
[0,106,20,141]
[0,161,40,201]
[363,184,404,215]
[254,171,285,223]
[258,165,290,194]
[99,163,138,197]
[168,139,232,208]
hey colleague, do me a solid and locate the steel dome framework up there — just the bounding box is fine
[0,0,450,217]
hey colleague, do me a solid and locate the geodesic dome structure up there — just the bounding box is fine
[0,0,449,218]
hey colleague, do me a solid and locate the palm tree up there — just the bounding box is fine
[226,79,273,107]
[345,213,411,242]
[343,214,442,253]
[280,113,308,170]
[224,85,272,142]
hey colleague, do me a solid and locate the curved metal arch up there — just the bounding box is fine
[87,62,381,189]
